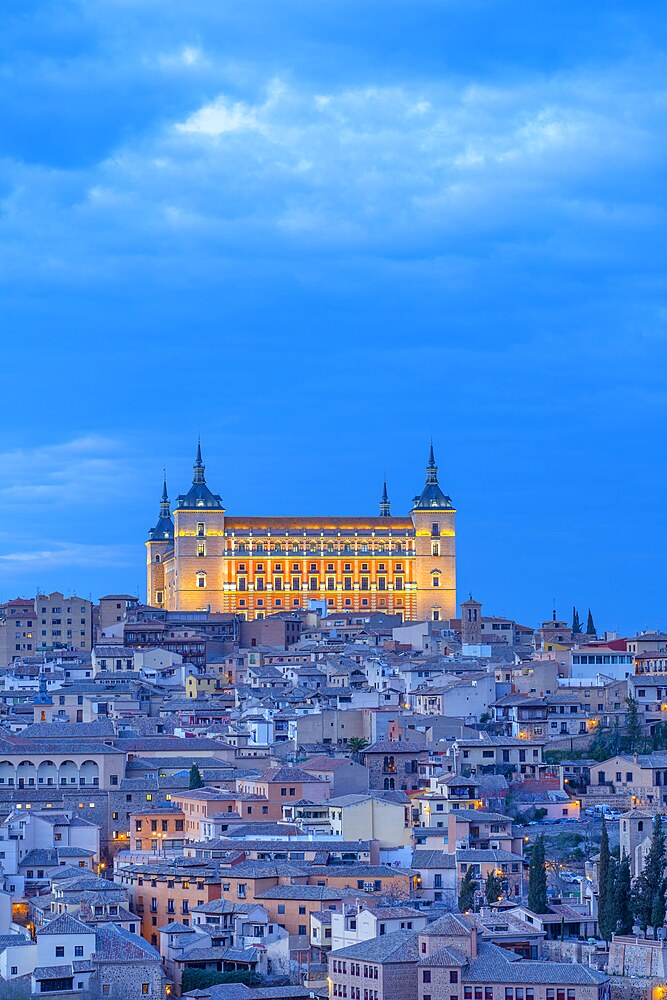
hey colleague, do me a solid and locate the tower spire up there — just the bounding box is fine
[425,440,438,485]
[193,437,206,484]
[159,472,170,517]
[148,472,174,541]
[379,476,391,517]
[411,440,453,511]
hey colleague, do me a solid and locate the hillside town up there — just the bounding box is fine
[0,587,666,999]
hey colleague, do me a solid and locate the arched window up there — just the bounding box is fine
[155,554,161,563]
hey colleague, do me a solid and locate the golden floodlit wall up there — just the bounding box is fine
[146,447,456,622]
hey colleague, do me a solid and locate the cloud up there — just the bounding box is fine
[0,436,132,507]
[0,542,134,571]
[0,60,665,288]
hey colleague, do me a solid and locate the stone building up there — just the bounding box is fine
[146,441,457,622]
[328,912,609,1000]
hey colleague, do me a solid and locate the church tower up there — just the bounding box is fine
[411,442,456,622]
[461,596,483,644]
[146,474,174,608]
[172,439,226,611]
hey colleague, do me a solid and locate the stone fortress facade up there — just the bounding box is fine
[146,442,456,622]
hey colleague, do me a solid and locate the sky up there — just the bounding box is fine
[0,0,666,633]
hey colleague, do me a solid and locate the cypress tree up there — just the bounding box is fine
[586,609,597,636]
[615,853,633,936]
[625,696,642,753]
[632,816,667,935]
[485,871,504,905]
[458,867,478,913]
[598,820,611,939]
[528,835,549,913]
[602,856,619,942]
[189,763,204,789]
[572,608,582,634]
[632,869,652,934]
[652,881,667,939]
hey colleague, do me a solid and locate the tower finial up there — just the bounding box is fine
[379,475,391,517]
[428,438,435,469]
[161,469,168,502]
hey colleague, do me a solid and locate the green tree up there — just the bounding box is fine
[189,763,204,789]
[347,737,369,762]
[632,816,667,936]
[458,867,478,913]
[598,820,611,940]
[572,607,582,634]
[527,835,549,914]
[625,696,642,754]
[615,853,633,936]
[602,856,619,942]
[586,609,597,636]
[485,871,504,905]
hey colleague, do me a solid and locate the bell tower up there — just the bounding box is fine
[411,442,456,622]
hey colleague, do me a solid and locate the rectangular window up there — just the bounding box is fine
[309,577,318,590]
[197,522,205,537]
[344,577,352,590]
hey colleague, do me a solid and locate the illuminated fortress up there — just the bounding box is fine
[146,442,456,622]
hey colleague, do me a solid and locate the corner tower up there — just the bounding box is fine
[410,442,456,622]
[146,474,174,608]
[172,439,226,611]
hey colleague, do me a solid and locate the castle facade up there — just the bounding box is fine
[146,443,456,622]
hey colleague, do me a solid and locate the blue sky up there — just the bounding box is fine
[0,0,666,632]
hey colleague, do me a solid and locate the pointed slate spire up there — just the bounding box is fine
[379,477,391,517]
[425,439,438,486]
[175,438,224,510]
[159,471,170,517]
[412,441,453,510]
[148,472,174,541]
[193,436,205,484]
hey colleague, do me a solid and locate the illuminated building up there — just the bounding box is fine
[146,441,456,622]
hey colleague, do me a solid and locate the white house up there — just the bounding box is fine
[330,902,428,951]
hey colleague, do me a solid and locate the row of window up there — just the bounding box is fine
[135,819,184,832]
[332,985,378,998]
